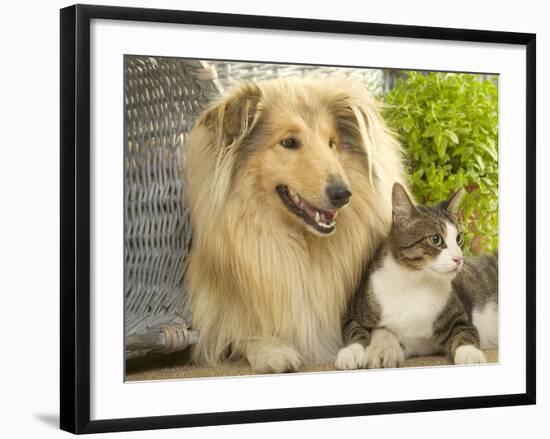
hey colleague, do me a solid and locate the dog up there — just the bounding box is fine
[184,76,407,373]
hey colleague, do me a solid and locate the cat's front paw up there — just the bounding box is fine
[335,343,367,370]
[365,344,405,369]
[454,345,487,365]
[364,330,405,369]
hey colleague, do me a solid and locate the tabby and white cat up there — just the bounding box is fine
[336,183,498,370]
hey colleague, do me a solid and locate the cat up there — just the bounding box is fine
[335,182,498,370]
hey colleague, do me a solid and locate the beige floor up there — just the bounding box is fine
[126,349,498,381]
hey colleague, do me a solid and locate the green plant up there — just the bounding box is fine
[383,71,498,255]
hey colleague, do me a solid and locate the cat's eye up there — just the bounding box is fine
[456,232,464,246]
[430,234,443,247]
[280,137,300,149]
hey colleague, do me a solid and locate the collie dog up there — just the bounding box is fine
[184,77,407,373]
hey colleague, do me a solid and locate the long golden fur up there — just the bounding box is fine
[184,76,407,373]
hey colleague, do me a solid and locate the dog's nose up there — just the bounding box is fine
[326,183,352,208]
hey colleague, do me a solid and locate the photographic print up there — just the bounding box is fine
[60,5,535,433]
[124,57,499,381]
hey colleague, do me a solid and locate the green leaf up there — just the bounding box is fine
[447,131,459,144]
[422,126,439,138]
[474,154,485,171]
[477,142,498,161]
[402,119,414,133]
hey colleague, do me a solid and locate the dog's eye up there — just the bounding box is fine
[280,137,300,149]
[329,139,336,149]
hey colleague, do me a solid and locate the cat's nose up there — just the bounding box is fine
[452,256,463,265]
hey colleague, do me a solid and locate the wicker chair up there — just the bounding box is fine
[124,56,387,359]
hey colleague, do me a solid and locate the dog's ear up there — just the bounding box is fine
[196,83,262,208]
[199,82,262,148]
[330,83,404,185]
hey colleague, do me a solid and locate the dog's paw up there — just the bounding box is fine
[365,329,405,369]
[247,342,302,373]
[454,345,487,365]
[335,343,367,370]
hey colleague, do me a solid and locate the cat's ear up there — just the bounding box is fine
[441,187,465,217]
[392,183,416,227]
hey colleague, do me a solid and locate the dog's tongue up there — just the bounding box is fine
[323,210,336,222]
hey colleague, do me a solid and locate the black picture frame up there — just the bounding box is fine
[60,4,536,434]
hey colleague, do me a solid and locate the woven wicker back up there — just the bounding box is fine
[125,57,223,352]
[124,56,386,358]
[213,61,386,96]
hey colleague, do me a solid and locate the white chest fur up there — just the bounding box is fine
[371,257,451,357]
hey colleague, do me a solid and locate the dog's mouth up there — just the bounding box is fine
[276,185,338,235]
